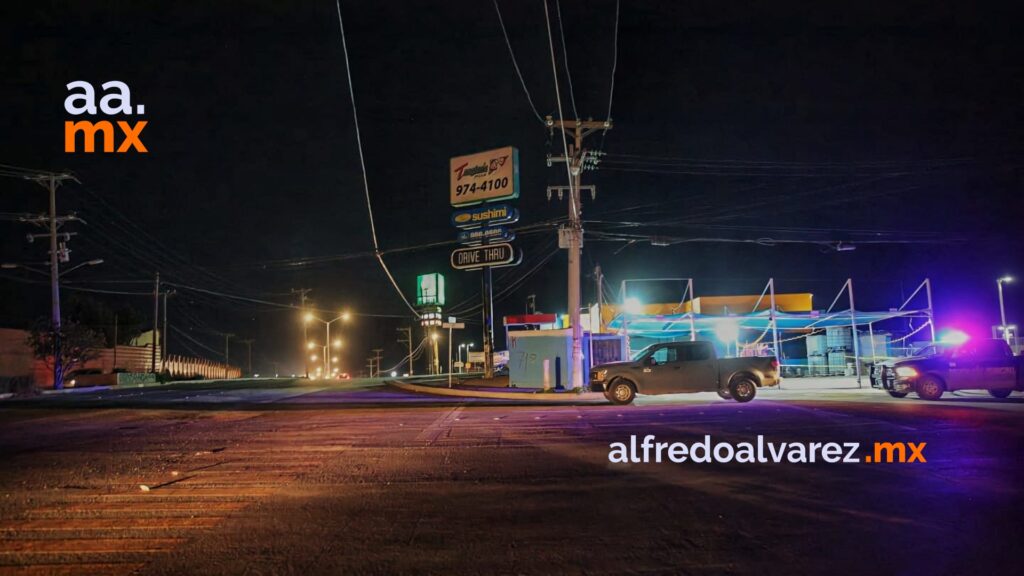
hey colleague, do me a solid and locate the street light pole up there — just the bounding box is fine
[998,276,1013,344]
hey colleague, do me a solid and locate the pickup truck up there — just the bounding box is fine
[589,341,781,405]
[871,338,1023,400]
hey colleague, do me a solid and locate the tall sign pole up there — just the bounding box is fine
[546,118,611,389]
[450,146,522,380]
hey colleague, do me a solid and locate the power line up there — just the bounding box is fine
[600,0,620,150]
[554,0,578,119]
[492,0,546,124]
[542,0,576,218]
[334,0,420,317]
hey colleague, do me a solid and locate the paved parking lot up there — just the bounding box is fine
[0,381,1021,575]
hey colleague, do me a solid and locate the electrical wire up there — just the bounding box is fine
[171,325,225,358]
[492,0,546,124]
[554,0,577,119]
[601,0,619,150]
[542,0,577,220]
[335,0,421,317]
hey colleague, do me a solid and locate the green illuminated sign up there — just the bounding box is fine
[416,273,445,307]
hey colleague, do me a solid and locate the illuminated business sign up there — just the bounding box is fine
[450,243,518,271]
[416,273,445,306]
[451,203,519,229]
[450,146,519,207]
[457,226,515,245]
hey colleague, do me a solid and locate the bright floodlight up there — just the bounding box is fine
[714,318,740,343]
[333,339,343,348]
[390,371,397,377]
[304,312,315,322]
[342,311,351,321]
[999,276,1014,283]
[307,342,316,350]
[938,328,969,345]
[431,333,439,341]
[623,297,643,315]
[310,354,318,361]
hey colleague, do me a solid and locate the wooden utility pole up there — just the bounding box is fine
[151,272,160,373]
[396,327,413,375]
[239,339,255,376]
[291,288,312,378]
[161,290,175,365]
[220,333,235,378]
[372,348,384,378]
[22,173,76,388]
[546,116,611,389]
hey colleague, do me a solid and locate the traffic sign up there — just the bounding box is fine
[457,226,515,245]
[451,203,519,229]
[450,243,517,270]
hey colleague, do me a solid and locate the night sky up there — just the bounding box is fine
[1,1,1022,374]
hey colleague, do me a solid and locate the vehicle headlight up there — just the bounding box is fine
[593,369,608,381]
[895,366,919,378]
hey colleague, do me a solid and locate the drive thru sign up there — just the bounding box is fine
[450,243,516,270]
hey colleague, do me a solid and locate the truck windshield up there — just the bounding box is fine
[630,344,659,362]
[913,344,952,357]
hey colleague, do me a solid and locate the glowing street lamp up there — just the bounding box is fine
[306,310,352,375]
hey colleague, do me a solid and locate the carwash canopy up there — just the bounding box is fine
[606,308,933,338]
[610,277,936,383]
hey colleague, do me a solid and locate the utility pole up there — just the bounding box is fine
[397,327,413,375]
[481,271,495,379]
[151,272,160,373]
[113,313,119,371]
[546,116,611,389]
[595,264,604,332]
[239,339,255,376]
[372,348,383,378]
[221,333,235,379]
[161,290,175,365]
[20,173,77,388]
[291,288,312,378]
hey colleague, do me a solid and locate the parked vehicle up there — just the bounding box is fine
[871,338,1023,400]
[589,341,781,405]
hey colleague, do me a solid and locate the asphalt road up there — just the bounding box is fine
[0,380,1022,575]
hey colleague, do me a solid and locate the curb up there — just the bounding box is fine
[388,380,608,403]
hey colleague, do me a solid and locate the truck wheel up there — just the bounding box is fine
[989,389,1013,399]
[729,377,757,403]
[916,376,944,400]
[607,379,636,405]
[887,391,909,399]
[717,388,732,400]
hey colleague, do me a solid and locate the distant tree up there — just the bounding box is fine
[63,294,145,346]
[27,318,105,387]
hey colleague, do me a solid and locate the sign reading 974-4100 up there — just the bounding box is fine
[450,146,519,207]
